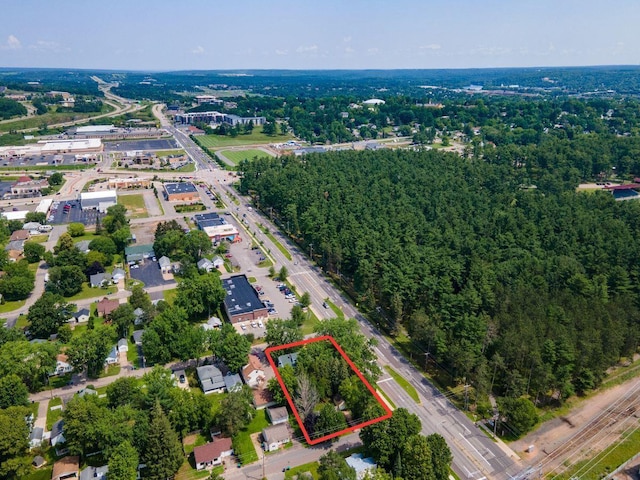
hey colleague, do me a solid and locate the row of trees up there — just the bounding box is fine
[241,148,640,409]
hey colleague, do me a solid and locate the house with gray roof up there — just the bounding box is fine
[224,373,243,393]
[132,329,144,345]
[111,268,126,282]
[89,272,111,288]
[197,258,214,272]
[80,465,108,480]
[75,240,91,253]
[262,424,291,452]
[158,256,172,273]
[73,308,90,324]
[50,419,65,446]
[29,427,44,449]
[267,406,289,425]
[277,353,298,368]
[197,365,226,394]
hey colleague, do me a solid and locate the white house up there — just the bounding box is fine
[29,427,44,449]
[52,354,74,376]
[241,354,265,388]
[267,406,289,425]
[197,258,214,272]
[111,268,126,282]
[104,346,119,365]
[73,308,90,324]
[346,454,378,479]
[50,419,65,447]
[212,256,224,270]
[133,307,145,325]
[159,256,172,273]
[262,424,291,452]
[117,338,128,353]
[193,438,233,470]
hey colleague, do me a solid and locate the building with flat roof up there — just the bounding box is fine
[79,190,117,212]
[194,212,239,241]
[125,244,155,263]
[9,177,48,198]
[72,125,117,135]
[108,177,151,190]
[164,182,199,202]
[222,275,268,324]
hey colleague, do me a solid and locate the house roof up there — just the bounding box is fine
[10,229,30,241]
[51,419,64,439]
[224,373,242,392]
[90,272,111,285]
[52,456,80,480]
[193,438,233,464]
[262,424,290,444]
[32,455,46,467]
[57,353,69,363]
[132,330,144,344]
[197,258,213,268]
[267,406,289,423]
[346,454,377,476]
[133,308,144,317]
[74,308,90,318]
[117,338,128,348]
[112,268,126,278]
[5,240,25,251]
[252,387,274,408]
[277,353,298,368]
[242,354,264,381]
[96,297,119,315]
[197,365,226,392]
[124,244,155,256]
[212,255,224,265]
[79,465,108,480]
[158,256,171,267]
[30,426,44,441]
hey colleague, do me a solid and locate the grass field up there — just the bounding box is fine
[46,397,63,430]
[384,365,420,403]
[233,409,268,465]
[99,364,121,378]
[163,288,177,304]
[218,149,271,165]
[257,223,292,260]
[285,461,319,479]
[198,126,293,149]
[154,149,185,157]
[118,193,148,219]
[66,283,116,302]
[0,299,26,314]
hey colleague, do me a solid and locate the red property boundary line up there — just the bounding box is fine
[265,335,393,445]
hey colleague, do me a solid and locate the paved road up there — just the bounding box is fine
[147,106,522,480]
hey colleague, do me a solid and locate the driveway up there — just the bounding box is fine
[129,259,175,289]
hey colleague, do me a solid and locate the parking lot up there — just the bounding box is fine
[0,153,94,168]
[104,139,179,152]
[48,200,105,225]
[129,258,175,289]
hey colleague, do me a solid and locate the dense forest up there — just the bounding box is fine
[240,149,640,404]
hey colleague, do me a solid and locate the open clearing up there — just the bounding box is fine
[198,126,293,148]
[119,193,149,219]
[217,148,272,165]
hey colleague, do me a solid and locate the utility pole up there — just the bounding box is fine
[309,243,313,260]
[464,383,470,411]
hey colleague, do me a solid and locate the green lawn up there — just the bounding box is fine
[218,149,272,165]
[377,388,396,409]
[175,162,196,172]
[198,126,293,149]
[46,397,63,430]
[22,467,53,480]
[285,461,319,479]
[99,364,121,378]
[29,234,50,243]
[384,365,420,404]
[163,288,177,304]
[66,283,116,302]
[118,193,149,219]
[233,409,269,465]
[0,105,113,133]
[0,299,26,314]
[155,149,186,157]
[324,298,345,319]
[301,311,321,336]
[257,223,292,260]
[127,338,140,367]
[183,432,208,456]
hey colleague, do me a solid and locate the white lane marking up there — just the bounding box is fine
[459,432,491,466]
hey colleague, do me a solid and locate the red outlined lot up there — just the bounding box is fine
[265,335,393,445]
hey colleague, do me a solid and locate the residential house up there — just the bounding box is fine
[158,256,172,273]
[345,454,378,479]
[73,308,90,324]
[5,240,25,252]
[111,268,126,282]
[52,456,80,480]
[224,373,243,393]
[267,406,289,425]
[124,244,155,263]
[242,354,265,388]
[277,353,298,368]
[50,419,65,447]
[105,346,119,365]
[79,466,108,480]
[96,297,119,317]
[212,255,224,270]
[52,354,74,376]
[74,240,91,253]
[262,424,291,452]
[29,427,44,449]
[193,438,233,470]
[117,338,128,353]
[132,329,144,346]
[201,316,222,331]
[133,308,145,325]
[9,229,30,242]
[33,455,46,468]
[196,365,226,394]
[197,258,214,272]
[252,387,276,410]
[89,272,112,288]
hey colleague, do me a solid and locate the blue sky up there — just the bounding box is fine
[1,0,638,70]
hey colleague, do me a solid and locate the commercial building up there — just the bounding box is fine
[195,95,223,105]
[9,176,49,198]
[194,212,239,242]
[163,182,199,202]
[79,190,117,212]
[125,244,155,263]
[107,177,151,190]
[0,138,102,159]
[175,111,266,126]
[71,125,117,135]
[222,275,268,324]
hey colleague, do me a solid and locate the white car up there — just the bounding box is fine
[258,321,263,328]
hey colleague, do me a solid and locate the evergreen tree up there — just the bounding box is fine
[108,440,139,480]
[143,402,183,480]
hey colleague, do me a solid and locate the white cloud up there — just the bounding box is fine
[275,49,288,56]
[296,45,318,53]
[1,34,22,50]
[29,40,64,52]
[367,47,379,55]
[420,44,441,50]
[192,45,205,54]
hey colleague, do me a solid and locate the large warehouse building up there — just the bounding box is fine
[79,190,117,212]
[223,275,268,324]
[164,182,199,202]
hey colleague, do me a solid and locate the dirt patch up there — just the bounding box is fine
[183,433,199,446]
[130,221,160,244]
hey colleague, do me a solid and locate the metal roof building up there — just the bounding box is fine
[222,275,268,324]
[79,190,117,212]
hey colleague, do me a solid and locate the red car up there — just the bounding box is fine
[225,254,232,258]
